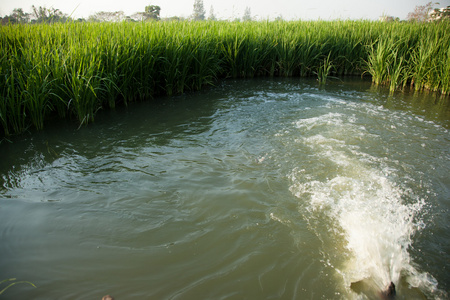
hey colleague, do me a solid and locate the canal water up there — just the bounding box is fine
[1,78,449,299]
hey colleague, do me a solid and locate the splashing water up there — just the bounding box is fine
[283,105,443,298]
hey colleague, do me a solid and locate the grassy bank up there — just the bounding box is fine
[1,20,449,136]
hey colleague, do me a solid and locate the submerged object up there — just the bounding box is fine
[377,282,396,299]
[382,282,396,298]
[350,280,396,299]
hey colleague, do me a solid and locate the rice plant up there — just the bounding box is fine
[1,64,28,135]
[315,53,334,84]
[62,52,104,125]
[365,37,393,86]
[0,278,36,295]
[0,20,449,137]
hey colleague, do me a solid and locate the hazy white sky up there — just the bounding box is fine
[1,0,449,20]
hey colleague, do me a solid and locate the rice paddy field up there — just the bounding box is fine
[0,20,449,136]
[1,20,450,299]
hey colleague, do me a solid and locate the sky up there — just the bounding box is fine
[1,0,449,21]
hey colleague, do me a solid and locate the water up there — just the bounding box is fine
[0,78,449,299]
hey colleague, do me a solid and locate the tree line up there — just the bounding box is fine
[1,6,70,24]
[0,0,252,24]
[0,4,162,24]
[1,1,449,25]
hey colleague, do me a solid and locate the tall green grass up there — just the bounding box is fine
[1,20,449,136]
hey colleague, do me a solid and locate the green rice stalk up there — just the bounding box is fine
[315,53,334,84]
[19,56,55,130]
[365,38,391,85]
[63,55,103,125]
[4,64,27,135]
[191,39,222,90]
[0,278,36,295]
[297,37,322,77]
[221,33,245,78]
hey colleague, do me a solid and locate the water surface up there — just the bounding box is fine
[1,78,449,299]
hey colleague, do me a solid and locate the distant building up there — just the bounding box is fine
[428,7,449,21]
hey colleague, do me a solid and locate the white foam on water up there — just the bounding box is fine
[286,107,442,297]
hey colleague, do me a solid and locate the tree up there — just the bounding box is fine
[11,8,30,23]
[0,6,72,24]
[208,5,216,21]
[31,5,69,23]
[192,0,206,21]
[242,7,252,21]
[88,11,125,22]
[407,1,437,22]
[145,5,161,20]
[1,8,30,24]
[131,5,160,21]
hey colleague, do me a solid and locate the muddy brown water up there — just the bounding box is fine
[1,78,449,299]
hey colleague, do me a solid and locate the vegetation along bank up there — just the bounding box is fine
[1,20,449,137]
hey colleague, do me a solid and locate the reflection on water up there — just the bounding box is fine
[0,78,449,299]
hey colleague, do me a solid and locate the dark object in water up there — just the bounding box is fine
[351,280,397,299]
[381,282,396,299]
